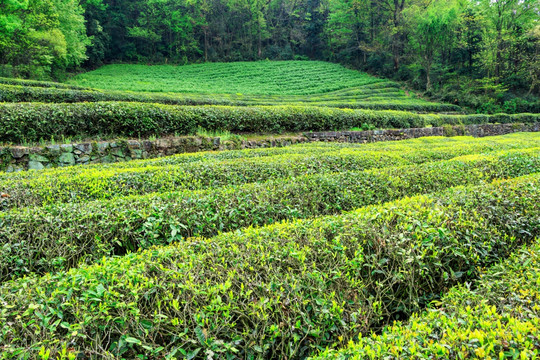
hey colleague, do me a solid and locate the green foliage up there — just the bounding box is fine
[405,0,462,91]
[0,81,461,113]
[1,147,539,282]
[0,0,94,79]
[0,100,536,144]
[2,133,539,209]
[0,77,88,90]
[314,238,540,359]
[70,61,385,95]
[0,0,537,111]
[1,173,539,358]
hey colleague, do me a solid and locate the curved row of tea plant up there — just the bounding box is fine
[0,78,87,90]
[1,148,539,282]
[0,151,407,209]
[3,133,536,181]
[1,174,539,359]
[3,138,540,209]
[313,238,540,359]
[70,61,388,95]
[0,83,461,113]
[0,101,537,143]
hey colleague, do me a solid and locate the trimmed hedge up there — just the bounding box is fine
[2,133,517,181]
[0,101,536,143]
[1,174,539,359]
[2,138,539,209]
[312,102,461,112]
[0,78,87,90]
[0,83,462,113]
[0,83,227,106]
[1,148,539,282]
[314,239,540,359]
[0,151,408,209]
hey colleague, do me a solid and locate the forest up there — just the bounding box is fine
[0,0,538,113]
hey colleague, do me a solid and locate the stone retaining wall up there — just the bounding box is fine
[0,136,308,172]
[306,122,540,142]
[1,122,538,172]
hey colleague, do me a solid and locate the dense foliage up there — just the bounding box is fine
[0,78,463,112]
[0,101,538,143]
[72,62,384,95]
[2,146,539,281]
[0,0,538,111]
[1,133,539,359]
[0,0,90,79]
[314,237,540,359]
[1,173,539,358]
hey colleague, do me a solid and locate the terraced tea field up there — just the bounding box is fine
[0,61,461,113]
[1,61,539,146]
[67,62,460,111]
[70,61,388,95]
[0,60,539,359]
[1,133,540,359]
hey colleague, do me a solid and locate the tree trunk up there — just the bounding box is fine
[258,29,262,58]
[204,28,208,62]
[426,64,431,91]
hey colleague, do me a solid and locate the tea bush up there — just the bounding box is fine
[1,148,538,281]
[314,239,540,359]
[0,77,87,90]
[5,133,529,180]
[0,83,461,113]
[0,101,537,143]
[2,137,539,209]
[1,174,539,358]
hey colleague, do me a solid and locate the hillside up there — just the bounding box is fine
[67,61,459,112]
[71,61,384,95]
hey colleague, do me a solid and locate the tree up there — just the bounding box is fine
[406,0,462,91]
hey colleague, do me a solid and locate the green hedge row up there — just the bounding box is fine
[1,174,539,359]
[314,239,540,359]
[0,101,538,143]
[0,83,462,113]
[0,83,225,105]
[0,78,87,90]
[427,112,540,126]
[3,139,539,209]
[3,133,517,181]
[316,102,462,112]
[1,148,539,282]
[0,151,407,209]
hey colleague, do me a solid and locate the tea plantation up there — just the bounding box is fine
[0,132,540,359]
[1,60,540,359]
[1,61,539,144]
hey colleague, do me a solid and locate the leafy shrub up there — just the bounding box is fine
[0,101,537,143]
[2,136,539,210]
[0,151,408,209]
[314,239,540,359]
[0,77,88,90]
[1,174,539,358]
[442,124,455,137]
[0,82,461,113]
[1,148,538,281]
